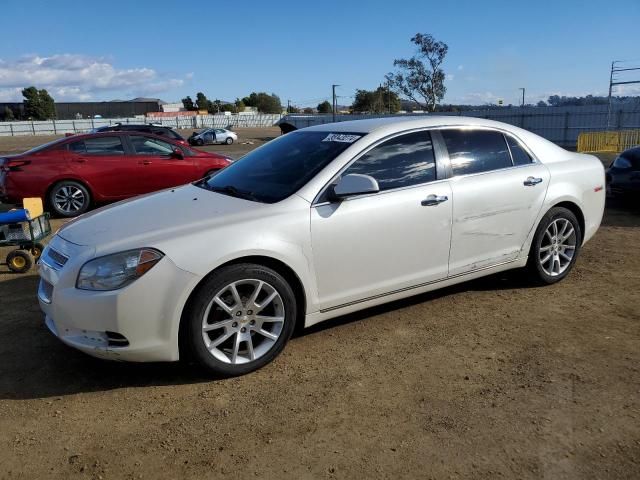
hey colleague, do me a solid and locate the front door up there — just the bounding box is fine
[128,135,196,192]
[311,130,453,311]
[440,128,550,276]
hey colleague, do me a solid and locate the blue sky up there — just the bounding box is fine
[1,0,638,106]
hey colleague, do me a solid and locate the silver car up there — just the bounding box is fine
[189,128,238,146]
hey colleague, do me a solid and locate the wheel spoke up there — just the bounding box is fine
[559,251,572,262]
[213,295,233,314]
[203,319,234,332]
[256,291,278,313]
[540,253,552,264]
[229,283,243,309]
[539,245,552,252]
[230,332,241,363]
[256,329,278,341]
[255,315,284,323]
[248,281,264,309]
[209,331,233,349]
[246,336,255,361]
[561,227,574,242]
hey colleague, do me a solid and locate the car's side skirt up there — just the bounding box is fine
[304,257,528,328]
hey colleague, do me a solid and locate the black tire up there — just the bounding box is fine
[30,242,45,260]
[526,207,582,285]
[225,137,234,145]
[182,263,298,376]
[49,180,91,218]
[6,250,32,273]
[196,138,204,146]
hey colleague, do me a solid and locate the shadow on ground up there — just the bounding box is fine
[0,269,534,400]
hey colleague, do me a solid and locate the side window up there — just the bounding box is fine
[505,134,533,166]
[342,131,436,191]
[83,137,125,155]
[441,129,512,176]
[68,141,86,154]
[130,135,175,156]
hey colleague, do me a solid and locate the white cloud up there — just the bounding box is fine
[457,65,464,71]
[446,74,455,81]
[0,54,187,101]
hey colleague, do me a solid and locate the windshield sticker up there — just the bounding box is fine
[322,133,361,143]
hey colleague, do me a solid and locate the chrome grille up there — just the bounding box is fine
[45,247,69,269]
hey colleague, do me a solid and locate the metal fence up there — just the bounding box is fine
[281,104,640,148]
[0,114,284,136]
[577,129,640,152]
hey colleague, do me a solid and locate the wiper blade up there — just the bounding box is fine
[209,185,259,202]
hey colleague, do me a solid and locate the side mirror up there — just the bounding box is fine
[171,148,184,159]
[330,174,379,201]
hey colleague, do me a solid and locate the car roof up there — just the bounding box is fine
[621,146,640,156]
[65,131,180,143]
[301,115,528,134]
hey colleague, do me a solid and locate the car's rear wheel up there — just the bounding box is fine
[225,137,234,145]
[527,207,582,284]
[196,138,204,146]
[49,180,91,217]
[183,263,297,376]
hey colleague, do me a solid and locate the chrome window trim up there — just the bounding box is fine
[312,127,445,206]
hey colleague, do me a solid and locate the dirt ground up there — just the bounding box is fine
[0,135,639,479]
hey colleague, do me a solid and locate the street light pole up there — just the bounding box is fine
[519,88,525,107]
[332,84,340,122]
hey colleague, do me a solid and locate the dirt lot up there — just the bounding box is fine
[0,135,639,479]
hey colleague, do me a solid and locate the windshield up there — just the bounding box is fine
[196,131,365,203]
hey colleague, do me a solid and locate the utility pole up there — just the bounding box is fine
[519,88,525,107]
[332,84,340,122]
[387,79,391,114]
[287,99,291,114]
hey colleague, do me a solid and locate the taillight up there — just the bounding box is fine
[2,160,31,172]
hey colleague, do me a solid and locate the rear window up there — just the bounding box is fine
[441,129,512,176]
[505,135,533,166]
[69,136,125,155]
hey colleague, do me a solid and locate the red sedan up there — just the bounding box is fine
[0,132,232,217]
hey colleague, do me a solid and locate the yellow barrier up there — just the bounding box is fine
[577,129,640,153]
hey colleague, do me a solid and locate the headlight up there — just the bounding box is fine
[76,248,164,291]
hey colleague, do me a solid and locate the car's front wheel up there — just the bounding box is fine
[225,137,234,145]
[49,180,91,217]
[183,263,297,376]
[527,206,582,284]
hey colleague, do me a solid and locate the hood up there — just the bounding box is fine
[57,184,271,249]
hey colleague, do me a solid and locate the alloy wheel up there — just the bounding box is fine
[53,185,86,214]
[538,218,576,276]
[201,279,285,364]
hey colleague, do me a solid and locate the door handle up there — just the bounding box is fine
[421,194,448,206]
[524,176,543,186]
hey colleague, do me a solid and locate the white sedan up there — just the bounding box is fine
[38,117,605,376]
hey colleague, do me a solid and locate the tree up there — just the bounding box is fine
[182,96,195,110]
[196,92,209,111]
[2,106,15,121]
[235,98,245,112]
[317,100,332,114]
[537,100,547,107]
[287,105,300,114]
[22,86,56,120]
[241,92,282,113]
[303,107,314,114]
[386,33,448,111]
[351,86,401,113]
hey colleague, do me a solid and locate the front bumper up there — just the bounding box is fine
[38,235,199,362]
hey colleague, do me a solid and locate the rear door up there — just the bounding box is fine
[440,128,550,276]
[66,135,140,198]
[127,134,196,192]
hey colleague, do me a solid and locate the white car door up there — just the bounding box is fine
[311,130,453,311]
[440,128,550,276]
